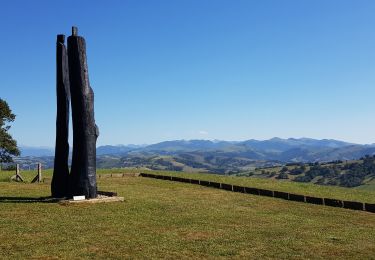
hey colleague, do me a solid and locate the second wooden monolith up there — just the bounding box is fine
[51,34,70,198]
[68,27,99,198]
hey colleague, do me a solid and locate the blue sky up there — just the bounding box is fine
[1,0,375,146]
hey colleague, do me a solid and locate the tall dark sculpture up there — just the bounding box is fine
[68,27,99,198]
[51,35,70,198]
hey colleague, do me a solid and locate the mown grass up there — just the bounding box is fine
[0,176,374,259]
[2,168,375,203]
[357,178,375,192]
[139,171,375,203]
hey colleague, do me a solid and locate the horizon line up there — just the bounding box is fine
[19,136,374,148]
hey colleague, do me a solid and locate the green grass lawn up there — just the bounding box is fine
[357,178,375,192]
[139,170,375,203]
[0,175,375,259]
[2,168,375,203]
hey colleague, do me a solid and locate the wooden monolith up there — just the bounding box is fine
[68,27,99,198]
[51,34,70,198]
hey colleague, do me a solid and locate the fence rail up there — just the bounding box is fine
[139,173,375,214]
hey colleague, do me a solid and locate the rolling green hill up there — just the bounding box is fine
[245,156,375,189]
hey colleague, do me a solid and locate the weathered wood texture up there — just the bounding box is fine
[51,34,70,197]
[38,163,42,182]
[32,163,43,183]
[68,28,99,198]
[10,164,24,182]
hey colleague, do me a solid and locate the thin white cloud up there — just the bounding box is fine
[199,130,208,135]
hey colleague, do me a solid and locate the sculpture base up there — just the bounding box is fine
[59,195,124,205]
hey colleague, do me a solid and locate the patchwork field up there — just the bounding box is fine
[0,170,375,259]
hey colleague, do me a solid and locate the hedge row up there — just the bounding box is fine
[140,173,375,214]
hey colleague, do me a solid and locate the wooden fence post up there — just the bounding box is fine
[16,164,22,182]
[10,164,24,182]
[32,163,43,183]
[38,163,42,183]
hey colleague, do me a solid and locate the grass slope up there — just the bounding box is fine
[141,171,375,203]
[0,176,375,259]
[1,168,375,203]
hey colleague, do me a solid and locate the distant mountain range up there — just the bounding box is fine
[139,138,358,155]
[19,146,55,157]
[20,138,375,159]
[15,138,375,172]
[19,144,147,157]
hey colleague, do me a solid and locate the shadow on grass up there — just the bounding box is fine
[0,197,63,203]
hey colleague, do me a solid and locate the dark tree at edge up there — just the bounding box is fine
[51,34,70,198]
[68,27,99,198]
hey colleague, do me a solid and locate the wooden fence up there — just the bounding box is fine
[139,173,375,214]
[9,163,43,183]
